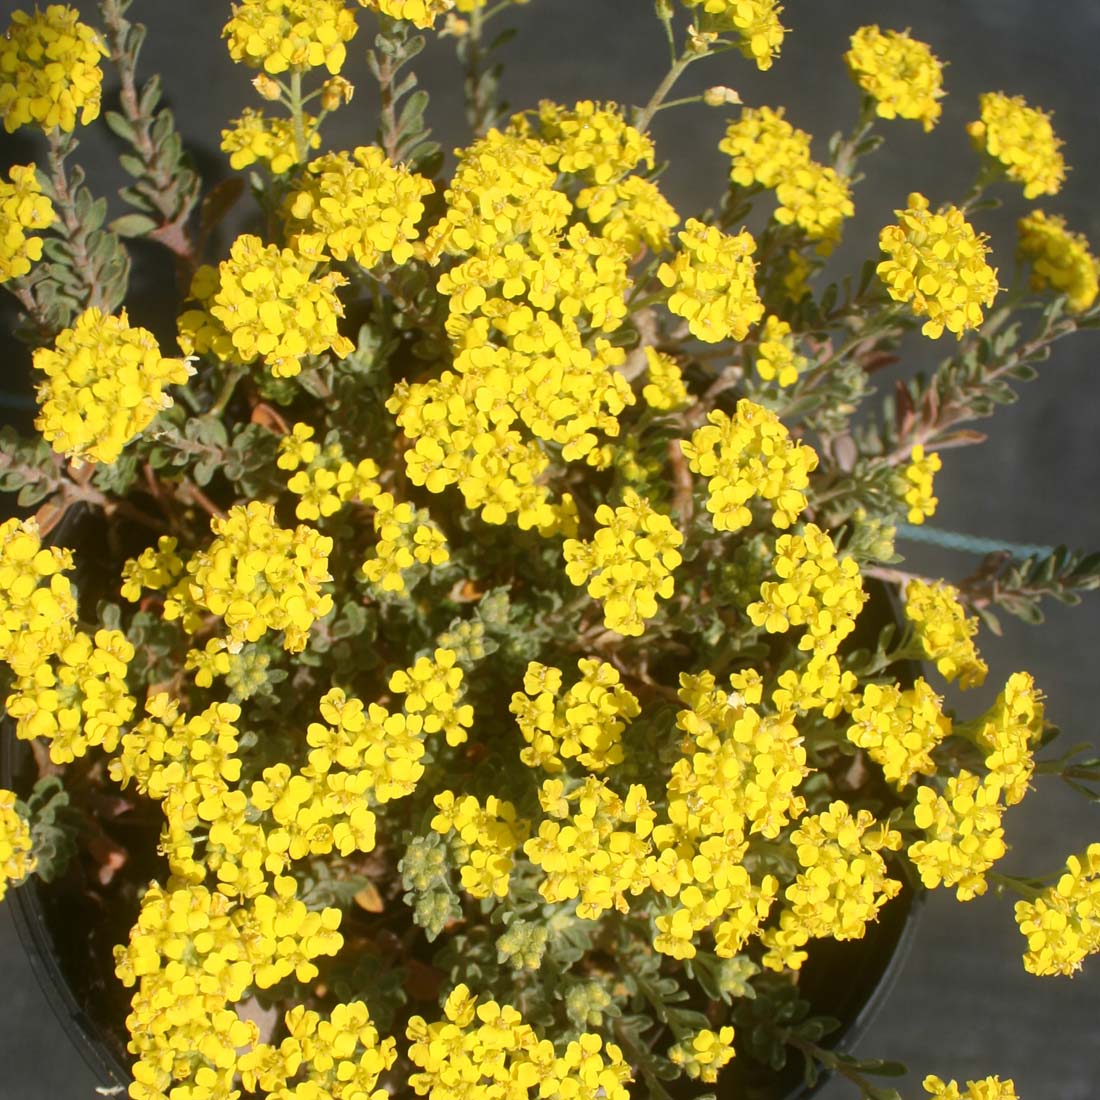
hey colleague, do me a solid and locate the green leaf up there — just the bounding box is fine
[110,213,159,238]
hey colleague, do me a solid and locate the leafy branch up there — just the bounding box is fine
[99,0,200,266]
[958,545,1100,629]
[367,20,440,173]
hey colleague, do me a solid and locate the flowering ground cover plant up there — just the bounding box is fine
[1,3,1100,1100]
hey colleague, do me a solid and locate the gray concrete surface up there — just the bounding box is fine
[1,1,1099,1097]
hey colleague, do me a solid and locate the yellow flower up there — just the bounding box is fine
[898,444,941,524]
[681,0,786,71]
[754,314,807,387]
[641,347,690,410]
[1014,843,1100,976]
[576,175,680,256]
[975,671,1044,806]
[657,218,763,343]
[909,771,1007,901]
[681,400,818,532]
[0,164,55,283]
[223,0,359,75]
[903,579,988,689]
[286,146,435,268]
[162,501,334,653]
[877,192,1000,339]
[968,91,1066,199]
[0,789,36,902]
[33,308,194,467]
[563,489,683,637]
[845,26,945,132]
[668,1027,736,1083]
[720,106,812,191]
[0,517,77,678]
[1017,210,1100,313]
[176,234,354,378]
[527,99,654,185]
[847,678,951,788]
[361,0,455,29]
[924,1076,1020,1100]
[774,160,854,255]
[220,108,320,174]
[0,5,107,133]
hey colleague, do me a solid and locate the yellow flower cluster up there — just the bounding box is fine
[159,501,334,652]
[680,0,787,71]
[34,308,194,467]
[0,5,107,133]
[720,106,811,191]
[754,314,807,387]
[361,491,449,594]
[239,1001,397,1100]
[527,99,653,185]
[909,770,1006,901]
[576,175,680,256]
[222,0,358,74]
[0,517,77,678]
[845,25,945,132]
[1017,210,1100,313]
[903,579,988,689]
[1014,843,1100,977]
[562,489,683,637]
[0,164,55,283]
[425,128,570,260]
[305,686,425,806]
[975,671,1044,806]
[967,91,1065,199]
[114,877,343,1100]
[177,234,354,379]
[924,1076,1019,1100]
[287,145,434,268]
[388,647,474,746]
[877,192,1000,339]
[524,777,656,919]
[0,789,36,903]
[718,107,853,253]
[847,678,951,788]
[762,802,901,970]
[642,347,691,411]
[120,535,184,603]
[395,121,645,529]
[363,0,455,29]
[647,672,802,959]
[668,1027,736,1083]
[431,791,528,898]
[277,422,381,520]
[773,161,854,255]
[748,523,867,657]
[220,107,319,174]
[657,218,764,343]
[6,628,135,765]
[682,401,817,532]
[898,443,941,524]
[772,652,858,719]
[407,984,632,1100]
[509,658,640,772]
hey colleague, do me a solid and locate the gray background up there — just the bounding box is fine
[2,0,1099,1097]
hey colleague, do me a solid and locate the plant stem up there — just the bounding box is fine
[463,1,492,137]
[289,70,308,164]
[45,129,103,310]
[207,366,247,418]
[635,49,698,135]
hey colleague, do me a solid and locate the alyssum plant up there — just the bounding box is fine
[1,3,1099,1100]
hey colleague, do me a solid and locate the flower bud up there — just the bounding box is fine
[320,76,354,111]
[252,74,281,101]
[703,86,742,108]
